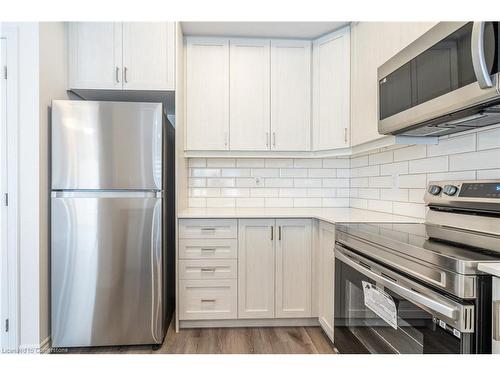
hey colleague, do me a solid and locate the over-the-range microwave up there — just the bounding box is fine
[378,22,500,137]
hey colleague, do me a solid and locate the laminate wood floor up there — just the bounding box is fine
[64,322,337,354]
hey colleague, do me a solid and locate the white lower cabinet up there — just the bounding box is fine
[318,221,335,341]
[275,219,312,318]
[238,219,276,318]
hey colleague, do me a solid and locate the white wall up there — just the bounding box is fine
[38,22,68,347]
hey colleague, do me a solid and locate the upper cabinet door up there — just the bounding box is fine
[312,27,350,151]
[270,40,311,151]
[186,37,230,151]
[122,22,175,90]
[229,39,270,151]
[275,219,312,318]
[68,22,122,90]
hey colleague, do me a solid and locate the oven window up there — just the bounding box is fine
[334,260,469,354]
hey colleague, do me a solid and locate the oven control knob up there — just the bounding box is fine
[427,185,442,196]
[443,185,458,196]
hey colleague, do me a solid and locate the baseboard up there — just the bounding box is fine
[180,317,320,329]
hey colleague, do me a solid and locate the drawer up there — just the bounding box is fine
[179,239,238,259]
[179,279,237,320]
[179,219,237,239]
[179,259,237,280]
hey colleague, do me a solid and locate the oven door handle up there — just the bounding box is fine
[335,249,459,320]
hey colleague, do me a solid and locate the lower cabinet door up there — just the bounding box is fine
[179,279,237,320]
[318,222,335,341]
[238,219,275,318]
[275,219,312,318]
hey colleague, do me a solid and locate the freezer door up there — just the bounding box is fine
[51,192,163,347]
[52,100,163,190]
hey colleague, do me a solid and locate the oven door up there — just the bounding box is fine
[334,244,475,354]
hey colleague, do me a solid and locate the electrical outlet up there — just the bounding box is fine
[255,177,261,186]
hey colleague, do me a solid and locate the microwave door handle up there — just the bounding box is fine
[471,21,494,89]
[335,248,459,320]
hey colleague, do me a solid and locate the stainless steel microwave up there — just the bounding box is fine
[378,22,500,137]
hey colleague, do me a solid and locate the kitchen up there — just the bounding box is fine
[1,0,500,372]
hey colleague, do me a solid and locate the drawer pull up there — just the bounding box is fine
[201,247,216,252]
[201,298,216,303]
[201,268,216,273]
[201,227,216,232]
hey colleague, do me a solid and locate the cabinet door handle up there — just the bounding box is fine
[273,132,276,147]
[270,226,273,241]
[115,67,120,83]
[224,132,228,149]
[344,128,348,143]
[201,299,216,303]
[266,132,269,148]
[124,66,128,83]
[278,226,282,241]
[200,268,216,273]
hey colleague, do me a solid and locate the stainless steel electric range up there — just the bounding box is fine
[334,180,500,354]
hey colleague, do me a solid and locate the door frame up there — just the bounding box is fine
[0,25,20,353]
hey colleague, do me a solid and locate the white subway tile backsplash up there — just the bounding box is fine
[206,178,235,188]
[236,198,265,207]
[450,149,500,171]
[189,178,206,187]
[221,188,250,197]
[308,168,337,177]
[477,169,500,179]
[294,198,322,207]
[477,127,500,151]
[207,158,236,168]
[323,158,350,168]
[294,178,322,188]
[265,178,294,188]
[398,174,427,188]
[250,188,279,197]
[187,127,499,210]
[409,156,448,174]
[380,161,409,176]
[265,158,294,168]
[236,159,265,168]
[206,198,235,208]
[279,188,307,197]
[369,151,393,165]
[221,169,251,177]
[294,159,322,168]
[427,134,476,156]
[191,168,220,177]
[394,145,426,161]
[251,168,280,177]
[280,168,308,177]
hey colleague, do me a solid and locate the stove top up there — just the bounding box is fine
[336,222,500,275]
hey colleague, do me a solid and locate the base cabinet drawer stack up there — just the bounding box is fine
[178,219,238,320]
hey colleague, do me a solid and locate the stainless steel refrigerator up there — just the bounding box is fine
[51,100,171,348]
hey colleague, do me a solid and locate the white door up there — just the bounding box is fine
[186,37,230,151]
[68,22,122,90]
[313,27,350,150]
[275,219,312,318]
[122,22,175,90]
[0,38,8,351]
[238,219,275,319]
[318,221,335,341]
[229,39,270,151]
[270,40,311,151]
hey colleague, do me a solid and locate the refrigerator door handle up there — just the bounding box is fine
[151,199,163,343]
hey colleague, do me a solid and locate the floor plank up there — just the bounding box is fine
[63,321,336,354]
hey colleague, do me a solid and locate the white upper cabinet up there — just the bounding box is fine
[122,22,175,90]
[68,22,122,90]
[186,37,230,151]
[350,22,437,146]
[275,219,312,318]
[68,22,175,91]
[229,39,270,151]
[312,27,350,151]
[271,40,311,151]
